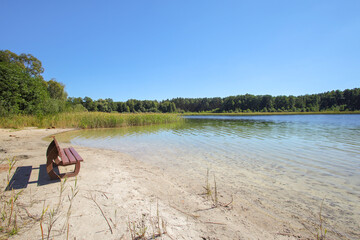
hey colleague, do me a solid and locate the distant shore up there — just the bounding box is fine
[182,110,360,116]
[1,111,359,130]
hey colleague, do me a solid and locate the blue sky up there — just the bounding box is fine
[1,0,359,101]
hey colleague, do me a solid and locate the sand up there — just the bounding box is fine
[0,128,312,239]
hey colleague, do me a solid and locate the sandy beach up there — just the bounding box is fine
[0,128,313,239]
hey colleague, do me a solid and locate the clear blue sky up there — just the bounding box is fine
[1,0,359,101]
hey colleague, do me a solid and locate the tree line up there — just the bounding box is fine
[169,89,360,113]
[1,50,359,115]
[67,88,360,114]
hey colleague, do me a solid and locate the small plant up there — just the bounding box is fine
[203,169,212,199]
[57,178,67,212]
[46,208,59,240]
[6,157,16,187]
[149,201,167,238]
[301,198,331,240]
[65,178,78,240]
[39,202,49,240]
[316,199,327,240]
[128,215,147,240]
[44,178,70,240]
[202,169,219,207]
[128,202,168,240]
[201,169,233,209]
[38,177,79,240]
[42,178,68,240]
[213,174,218,206]
[0,157,22,238]
[108,209,118,231]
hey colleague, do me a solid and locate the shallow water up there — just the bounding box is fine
[57,114,360,238]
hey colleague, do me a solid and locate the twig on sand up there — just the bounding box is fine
[169,205,200,219]
[194,207,216,213]
[87,194,113,234]
[201,221,226,225]
[222,196,233,208]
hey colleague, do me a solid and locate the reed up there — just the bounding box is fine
[0,112,183,129]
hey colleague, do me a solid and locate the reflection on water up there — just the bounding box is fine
[56,114,360,238]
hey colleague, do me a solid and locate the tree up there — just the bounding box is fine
[47,79,67,100]
[0,51,49,115]
[0,50,44,79]
[83,96,97,111]
[96,99,110,112]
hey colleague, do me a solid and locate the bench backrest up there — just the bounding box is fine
[52,136,66,159]
[46,136,83,166]
[46,136,66,164]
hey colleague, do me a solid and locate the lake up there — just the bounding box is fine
[56,114,360,239]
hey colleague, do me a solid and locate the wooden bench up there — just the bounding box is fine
[46,136,84,180]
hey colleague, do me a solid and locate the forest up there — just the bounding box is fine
[1,50,360,116]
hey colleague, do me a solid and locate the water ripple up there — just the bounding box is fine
[57,114,360,238]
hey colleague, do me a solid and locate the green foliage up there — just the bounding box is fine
[0,50,68,116]
[47,79,67,100]
[0,50,44,78]
[83,96,97,111]
[0,61,49,115]
[77,88,358,115]
[169,89,360,113]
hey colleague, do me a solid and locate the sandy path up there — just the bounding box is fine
[0,128,306,239]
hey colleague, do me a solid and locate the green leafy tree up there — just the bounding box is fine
[0,51,49,115]
[83,96,97,111]
[47,79,67,100]
[0,50,44,79]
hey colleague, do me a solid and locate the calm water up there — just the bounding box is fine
[57,114,360,238]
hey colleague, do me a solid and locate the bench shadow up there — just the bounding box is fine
[5,164,60,191]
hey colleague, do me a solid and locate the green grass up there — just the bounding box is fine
[182,110,360,116]
[0,112,183,129]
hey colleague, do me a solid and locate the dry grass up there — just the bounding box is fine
[38,177,79,240]
[202,169,232,209]
[128,201,168,240]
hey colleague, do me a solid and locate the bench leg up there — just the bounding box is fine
[47,158,81,180]
[62,161,81,178]
[46,158,61,180]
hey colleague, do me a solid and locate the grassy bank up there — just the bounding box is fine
[182,110,360,116]
[0,112,183,129]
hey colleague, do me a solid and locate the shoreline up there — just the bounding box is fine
[182,110,360,116]
[0,128,323,239]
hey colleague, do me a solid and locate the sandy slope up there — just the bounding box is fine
[0,128,307,240]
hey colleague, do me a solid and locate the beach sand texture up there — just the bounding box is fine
[0,128,313,239]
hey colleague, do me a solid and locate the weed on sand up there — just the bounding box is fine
[0,157,22,238]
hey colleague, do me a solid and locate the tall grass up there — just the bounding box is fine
[0,112,183,129]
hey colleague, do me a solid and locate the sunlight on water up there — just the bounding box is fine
[57,114,360,238]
